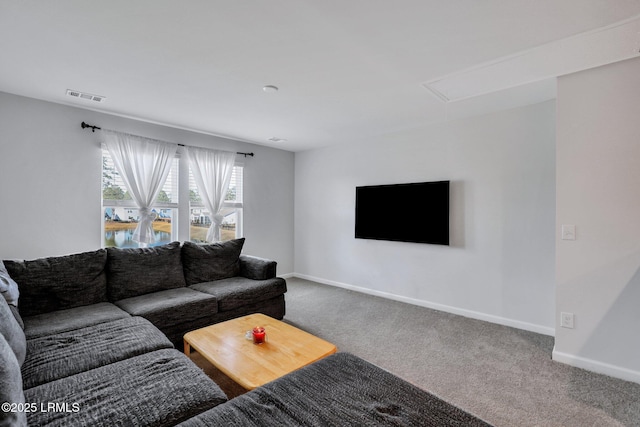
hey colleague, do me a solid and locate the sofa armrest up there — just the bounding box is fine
[239,255,277,280]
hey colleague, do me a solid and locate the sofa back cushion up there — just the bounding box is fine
[0,296,26,367]
[107,241,186,301]
[0,333,27,427]
[182,238,245,285]
[4,249,108,317]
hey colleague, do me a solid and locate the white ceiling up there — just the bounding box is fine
[1,1,640,152]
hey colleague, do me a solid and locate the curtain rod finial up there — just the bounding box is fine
[81,121,100,132]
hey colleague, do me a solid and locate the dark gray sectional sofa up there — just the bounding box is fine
[0,239,492,426]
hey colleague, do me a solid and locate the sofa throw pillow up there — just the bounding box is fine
[182,238,245,285]
[106,241,186,301]
[0,296,26,366]
[0,260,19,307]
[3,249,108,317]
[0,334,27,427]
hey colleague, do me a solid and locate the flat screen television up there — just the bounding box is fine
[355,181,449,245]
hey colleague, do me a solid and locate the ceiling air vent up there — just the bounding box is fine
[66,89,106,103]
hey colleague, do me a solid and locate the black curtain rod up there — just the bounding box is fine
[81,121,254,158]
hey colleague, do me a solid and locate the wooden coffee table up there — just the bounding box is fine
[183,313,337,390]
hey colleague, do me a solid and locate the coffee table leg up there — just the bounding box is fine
[184,340,191,356]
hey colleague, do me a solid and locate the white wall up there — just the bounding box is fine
[0,92,295,275]
[554,57,640,382]
[294,101,557,334]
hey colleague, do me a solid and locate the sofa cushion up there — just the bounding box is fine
[22,317,173,389]
[0,260,20,307]
[4,249,108,317]
[0,296,26,366]
[182,238,245,285]
[217,295,286,324]
[24,349,228,427]
[0,334,27,427]
[115,287,218,329]
[179,352,492,427]
[189,277,287,312]
[22,302,130,339]
[107,241,186,301]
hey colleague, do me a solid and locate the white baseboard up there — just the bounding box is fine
[552,348,640,384]
[291,273,555,337]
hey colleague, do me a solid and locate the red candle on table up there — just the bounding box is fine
[252,326,266,344]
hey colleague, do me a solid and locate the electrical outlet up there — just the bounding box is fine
[560,312,575,329]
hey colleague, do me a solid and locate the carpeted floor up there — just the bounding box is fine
[279,277,640,427]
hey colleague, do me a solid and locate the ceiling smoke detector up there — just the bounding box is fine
[66,89,106,103]
[267,137,287,143]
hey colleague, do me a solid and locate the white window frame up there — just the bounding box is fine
[188,162,244,242]
[102,145,244,247]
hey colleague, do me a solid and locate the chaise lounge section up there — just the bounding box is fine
[179,352,492,427]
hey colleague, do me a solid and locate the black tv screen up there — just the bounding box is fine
[355,181,449,245]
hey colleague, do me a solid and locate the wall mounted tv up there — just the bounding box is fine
[355,181,450,245]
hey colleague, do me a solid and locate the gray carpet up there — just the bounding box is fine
[282,277,640,427]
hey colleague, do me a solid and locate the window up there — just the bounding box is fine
[102,147,243,248]
[102,148,178,248]
[189,165,243,243]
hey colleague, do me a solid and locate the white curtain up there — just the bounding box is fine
[187,146,236,242]
[103,130,178,245]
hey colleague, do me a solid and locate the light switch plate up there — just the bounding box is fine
[561,225,576,240]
